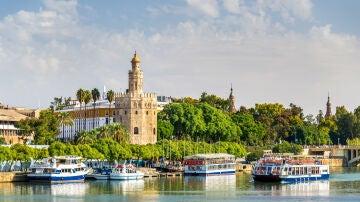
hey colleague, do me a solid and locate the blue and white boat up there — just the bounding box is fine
[184,153,236,176]
[27,156,90,183]
[252,157,330,183]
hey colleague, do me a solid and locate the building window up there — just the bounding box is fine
[153,128,156,135]
[134,127,139,134]
[146,111,148,115]
[125,111,127,115]
[105,110,109,116]
[135,111,138,115]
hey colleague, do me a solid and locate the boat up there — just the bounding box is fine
[183,153,236,176]
[110,163,144,180]
[86,167,113,180]
[27,156,90,183]
[252,157,330,183]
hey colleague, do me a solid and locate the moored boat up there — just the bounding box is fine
[27,156,90,183]
[184,153,236,176]
[110,164,144,180]
[86,167,113,180]
[252,157,330,183]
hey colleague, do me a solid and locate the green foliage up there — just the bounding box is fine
[50,97,71,111]
[246,150,264,162]
[272,141,302,154]
[157,119,174,140]
[15,109,59,144]
[199,92,230,112]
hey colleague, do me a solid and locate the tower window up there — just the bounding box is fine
[153,128,156,135]
[146,111,148,115]
[134,127,139,134]
[135,111,138,115]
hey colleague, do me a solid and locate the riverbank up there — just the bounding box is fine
[0,171,28,182]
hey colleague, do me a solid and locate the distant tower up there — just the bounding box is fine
[229,84,236,113]
[325,93,332,119]
[115,52,157,145]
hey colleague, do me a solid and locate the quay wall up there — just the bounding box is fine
[0,172,28,182]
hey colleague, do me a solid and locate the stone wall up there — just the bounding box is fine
[0,172,27,182]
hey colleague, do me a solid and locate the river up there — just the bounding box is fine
[1,167,360,201]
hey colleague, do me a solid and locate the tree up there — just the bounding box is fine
[91,88,100,128]
[199,92,230,112]
[57,112,73,141]
[231,112,265,146]
[76,88,85,133]
[157,119,174,140]
[50,97,71,111]
[75,130,96,145]
[83,90,92,130]
[106,90,115,125]
[16,109,59,144]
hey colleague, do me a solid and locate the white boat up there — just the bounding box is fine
[27,156,90,183]
[252,157,330,183]
[110,164,144,180]
[87,167,113,180]
[184,153,236,176]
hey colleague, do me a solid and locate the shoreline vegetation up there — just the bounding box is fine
[5,92,360,168]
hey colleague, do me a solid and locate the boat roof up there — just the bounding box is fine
[184,153,235,160]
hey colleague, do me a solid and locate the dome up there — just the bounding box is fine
[131,52,141,63]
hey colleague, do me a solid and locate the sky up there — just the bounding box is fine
[1,0,360,116]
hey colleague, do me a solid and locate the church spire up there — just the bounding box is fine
[229,84,236,113]
[325,93,332,119]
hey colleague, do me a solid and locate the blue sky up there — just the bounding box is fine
[1,0,360,116]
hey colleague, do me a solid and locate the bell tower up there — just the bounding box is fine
[128,52,143,94]
[229,84,236,113]
[325,93,332,119]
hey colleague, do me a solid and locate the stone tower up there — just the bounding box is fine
[325,93,332,119]
[115,52,157,145]
[229,84,236,113]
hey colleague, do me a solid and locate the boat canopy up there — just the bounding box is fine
[184,153,235,160]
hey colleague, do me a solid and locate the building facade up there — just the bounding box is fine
[115,52,157,145]
[57,99,115,141]
[0,103,39,144]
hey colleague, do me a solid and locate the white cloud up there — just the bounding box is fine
[222,0,243,14]
[1,0,360,116]
[186,0,219,18]
[266,0,313,23]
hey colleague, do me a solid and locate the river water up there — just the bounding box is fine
[1,167,360,201]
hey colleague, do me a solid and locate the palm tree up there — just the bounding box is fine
[83,90,92,130]
[110,123,130,143]
[75,130,95,144]
[91,88,100,129]
[76,88,85,133]
[57,112,74,142]
[106,90,115,125]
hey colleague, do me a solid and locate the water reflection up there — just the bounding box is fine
[252,181,330,197]
[109,179,145,194]
[50,182,89,197]
[184,175,236,191]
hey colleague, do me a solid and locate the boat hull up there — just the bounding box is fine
[86,174,110,180]
[184,169,235,176]
[27,174,87,183]
[110,173,144,180]
[252,174,281,182]
[280,174,330,183]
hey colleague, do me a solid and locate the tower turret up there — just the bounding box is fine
[229,84,236,113]
[128,51,143,94]
[325,93,332,119]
